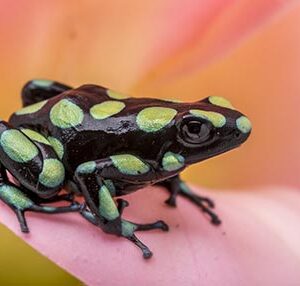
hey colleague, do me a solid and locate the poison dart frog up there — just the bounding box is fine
[0,79,251,258]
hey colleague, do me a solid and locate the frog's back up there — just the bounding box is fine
[9,84,182,172]
[9,84,178,135]
[10,85,107,129]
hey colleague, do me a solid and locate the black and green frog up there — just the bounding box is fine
[0,79,251,258]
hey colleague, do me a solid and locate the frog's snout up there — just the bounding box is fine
[234,115,252,143]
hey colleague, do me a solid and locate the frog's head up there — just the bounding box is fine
[171,96,252,165]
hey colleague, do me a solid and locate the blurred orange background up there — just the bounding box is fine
[0,1,300,284]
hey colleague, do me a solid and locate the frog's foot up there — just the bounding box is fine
[180,191,221,225]
[80,205,169,259]
[121,219,169,259]
[80,204,98,225]
[165,193,178,207]
[0,184,81,233]
[162,177,221,225]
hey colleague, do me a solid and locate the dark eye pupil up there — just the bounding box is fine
[181,120,212,144]
[188,122,201,134]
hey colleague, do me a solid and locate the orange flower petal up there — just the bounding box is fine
[0,0,296,92]
[133,5,300,189]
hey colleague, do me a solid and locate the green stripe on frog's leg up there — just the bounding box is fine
[74,157,169,258]
[38,159,65,188]
[48,136,64,159]
[0,185,34,210]
[103,179,116,196]
[21,129,51,145]
[0,129,39,163]
[162,152,185,171]
[0,122,65,199]
[98,185,119,220]
[0,182,81,233]
[76,161,97,174]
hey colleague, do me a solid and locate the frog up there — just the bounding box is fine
[0,79,252,258]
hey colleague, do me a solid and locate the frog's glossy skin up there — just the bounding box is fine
[0,80,251,258]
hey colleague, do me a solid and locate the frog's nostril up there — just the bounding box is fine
[234,130,241,139]
[236,116,252,134]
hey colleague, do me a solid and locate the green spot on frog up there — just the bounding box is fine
[162,98,182,103]
[99,185,119,220]
[21,129,50,145]
[110,154,150,175]
[0,185,33,210]
[15,100,48,115]
[104,179,116,196]
[179,181,191,194]
[50,99,84,128]
[76,161,96,174]
[162,152,185,171]
[48,137,64,159]
[236,116,252,133]
[32,79,54,87]
[189,109,226,128]
[208,96,235,110]
[90,100,125,120]
[136,107,177,132]
[121,220,137,237]
[39,159,65,188]
[107,89,129,100]
[0,129,39,163]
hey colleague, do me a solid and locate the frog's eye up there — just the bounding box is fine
[181,120,212,144]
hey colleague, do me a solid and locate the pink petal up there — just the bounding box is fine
[1,186,299,285]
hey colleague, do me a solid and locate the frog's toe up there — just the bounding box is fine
[121,219,169,258]
[127,234,153,259]
[196,202,221,225]
[193,195,215,208]
[116,198,129,215]
[15,210,30,233]
[165,196,177,207]
[134,220,169,232]
[203,208,222,225]
[181,193,221,225]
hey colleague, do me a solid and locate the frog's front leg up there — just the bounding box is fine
[0,121,81,232]
[75,155,169,259]
[159,175,221,225]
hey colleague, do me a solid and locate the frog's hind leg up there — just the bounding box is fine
[0,121,81,232]
[21,79,72,107]
[75,158,169,259]
[159,175,221,225]
[0,166,80,233]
